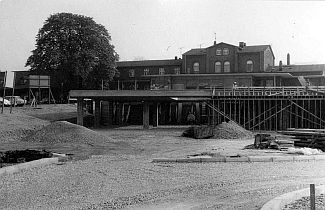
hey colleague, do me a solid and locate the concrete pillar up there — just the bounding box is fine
[77,98,83,126]
[101,101,109,126]
[108,102,113,125]
[143,101,150,129]
[196,102,200,124]
[153,102,158,127]
[94,99,101,128]
[177,103,183,124]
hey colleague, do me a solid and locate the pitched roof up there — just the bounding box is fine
[117,59,182,68]
[183,48,207,55]
[239,45,270,53]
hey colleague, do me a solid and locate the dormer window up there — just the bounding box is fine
[143,68,149,75]
[129,69,135,77]
[223,48,229,55]
[216,49,222,56]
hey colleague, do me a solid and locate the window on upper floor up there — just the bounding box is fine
[215,61,221,73]
[129,69,135,77]
[174,67,180,75]
[246,60,253,72]
[193,62,200,73]
[216,48,222,56]
[143,68,149,75]
[159,68,165,75]
[223,48,229,55]
[224,61,230,72]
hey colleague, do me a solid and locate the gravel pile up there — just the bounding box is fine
[213,121,253,139]
[0,113,49,143]
[21,121,111,145]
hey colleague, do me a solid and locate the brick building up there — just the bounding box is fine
[114,41,282,90]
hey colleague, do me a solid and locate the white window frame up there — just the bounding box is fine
[174,67,180,75]
[246,60,253,72]
[144,68,149,75]
[193,62,200,73]
[129,69,135,77]
[216,48,222,55]
[159,68,165,75]
[224,61,230,73]
[223,48,229,55]
[215,61,221,73]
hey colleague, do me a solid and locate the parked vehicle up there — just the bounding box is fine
[5,96,26,106]
[0,97,11,106]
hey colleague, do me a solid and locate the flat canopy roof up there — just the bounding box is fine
[69,90,212,101]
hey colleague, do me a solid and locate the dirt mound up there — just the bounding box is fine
[213,121,253,139]
[22,121,111,145]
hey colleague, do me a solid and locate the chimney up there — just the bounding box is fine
[239,42,246,49]
[279,60,283,71]
[214,41,217,45]
[175,56,178,60]
[287,53,290,65]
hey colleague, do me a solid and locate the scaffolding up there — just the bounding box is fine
[206,86,325,131]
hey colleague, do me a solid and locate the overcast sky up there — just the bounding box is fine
[1,0,325,86]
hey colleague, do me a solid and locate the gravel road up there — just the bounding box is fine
[2,128,325,210]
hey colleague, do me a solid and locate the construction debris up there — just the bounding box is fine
[253,133,294,150]
[278,128,325,151]
[287,147,322,155]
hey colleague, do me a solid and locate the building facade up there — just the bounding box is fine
[114,41,282,90]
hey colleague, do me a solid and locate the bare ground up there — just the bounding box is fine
[0,104,325,209]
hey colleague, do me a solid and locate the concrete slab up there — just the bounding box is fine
[0,158,59,177]
[200,157,226,162]
[225,157,249,162]
[271,156,294,162]
[248,156,273,162]
[293,156,315,161]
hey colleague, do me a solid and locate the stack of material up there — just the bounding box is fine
[254,133,294,150]
[278,128,325,151]
[182,125,214,139]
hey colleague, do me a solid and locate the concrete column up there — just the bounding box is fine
[177,103,183,124]
[143,101,150,129]
[196,102,200,124]
[108,102,113,125]
[153,102,158,127]
[77,98,83,126]
[94,99,101,128]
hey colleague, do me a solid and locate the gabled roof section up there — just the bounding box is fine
[239,45,275,58]
[117,59,182,68]
[183,48,207,56]
[206,42,238,49]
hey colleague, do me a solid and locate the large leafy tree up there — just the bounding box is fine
[26,12,119,93]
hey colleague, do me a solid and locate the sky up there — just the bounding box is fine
[1,0,325,86]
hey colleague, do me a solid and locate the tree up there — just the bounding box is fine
[26,12,119,94]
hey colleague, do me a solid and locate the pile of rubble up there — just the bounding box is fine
[182,121,253,139]
[213,121,253,139]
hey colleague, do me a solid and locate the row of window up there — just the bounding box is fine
[216,48,229,56]
[128,67,181,77]
[128,60,253,77]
